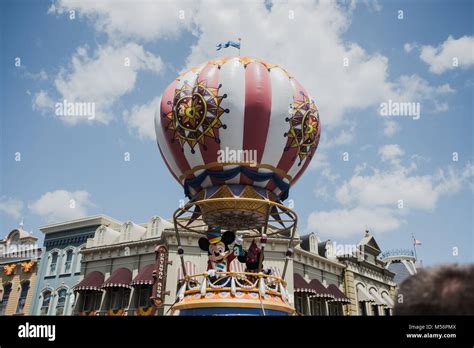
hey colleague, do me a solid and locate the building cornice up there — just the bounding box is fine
[81,237,162,255]
[39,215,122,234]
[294,247,345,269]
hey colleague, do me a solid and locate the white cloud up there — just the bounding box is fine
[308,207,403,238]
[49,0,197,41]
[50,0,453,128]
[324,127,355,148]
[33,43,163,124]
[32,90,55,112]
[0,196,24,220]
[403,42,416,53]
[383,120,399,137]
[123,96,161,140]
[390,74,454,102]
[29,190,95,223]
[378,144,404,163]
[335,162,473,212]
[308,155,473,237]
[419,35,474,74]
[335,169,438,210]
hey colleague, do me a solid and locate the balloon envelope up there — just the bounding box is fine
[155,56,321,202]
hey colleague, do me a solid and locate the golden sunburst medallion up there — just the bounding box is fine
[165,80,228,153]
[284,93,320,164]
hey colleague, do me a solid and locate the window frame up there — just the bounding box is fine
[47,249,61,276]
[0,282,13,315]
[61,248,75,274]
[40,289,52,315]
[15,280,30,314]
[55,288,68,315]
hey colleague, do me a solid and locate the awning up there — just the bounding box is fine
[309,279,334,299]
[381,292,395,308]
[326,284,351,303]
[357,284,375,302]
[369,288,386,306]
[74,271,104,291]
[101,268,132,289]
[130,264,155,286]
[293,274,315,294]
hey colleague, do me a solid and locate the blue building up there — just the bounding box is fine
[29,215,121,315]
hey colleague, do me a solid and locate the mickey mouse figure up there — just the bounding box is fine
[198,227,244,279]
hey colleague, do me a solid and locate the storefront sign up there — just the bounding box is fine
[151,244,168,307]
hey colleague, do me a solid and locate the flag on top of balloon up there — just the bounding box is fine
[216,39,241,51]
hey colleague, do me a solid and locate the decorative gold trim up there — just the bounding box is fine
[174,197,297,237]
[173,298,295,314]
[178,162,292,182]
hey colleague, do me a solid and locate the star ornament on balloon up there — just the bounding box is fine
[285,92,321,164]
[165,80,229,152]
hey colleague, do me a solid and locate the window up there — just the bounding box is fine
[309,234,318,254]
[75,246,84,273]
[10,232,19,243]
[359,301,367,316]
[0,283,12,315]
[329,302,342,316]
[49,252,59,275]
[64,250,73,273]
[310,297,324,316]
[40,291,51,315]
[55,289,67,315]
[295,293,304,314]
[16,281,30,314]
[384,307,391,316]
[372,304,379,316]
[109,288,130,310]
[136,285,152,308]
[82,291,101,313]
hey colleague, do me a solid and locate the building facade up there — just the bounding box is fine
[338,231,397,316]
[292,233,349,316]
[70,214,396,316]
[29,215,121,315]
[0,224,41,315]
[72,217,172,316]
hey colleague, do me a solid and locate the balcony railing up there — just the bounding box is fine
[380,249,415,259]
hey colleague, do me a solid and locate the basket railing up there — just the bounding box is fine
[175,271,290,303]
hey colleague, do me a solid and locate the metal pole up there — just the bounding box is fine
[238,38,241,56]
[411,233,418,261]
[257,205,270,273]
[174,213,187,279]
[282,221,298,280]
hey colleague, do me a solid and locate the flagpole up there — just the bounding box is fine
[411,233,418,260]
[238,38,241,56]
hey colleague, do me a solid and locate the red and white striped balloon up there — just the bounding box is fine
[155,56,321,201]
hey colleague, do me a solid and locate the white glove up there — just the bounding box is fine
[208,269,216,277]
[235,235,243,246]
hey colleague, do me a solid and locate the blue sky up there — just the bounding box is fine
[0,0,472,266]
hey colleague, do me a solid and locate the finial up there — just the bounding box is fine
[19,218,24,229]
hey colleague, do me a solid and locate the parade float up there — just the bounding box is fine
[154,56,321,315]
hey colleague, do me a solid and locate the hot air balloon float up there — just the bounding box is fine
[155,56,321,315]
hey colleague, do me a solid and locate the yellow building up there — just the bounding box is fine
[0,224,41,315]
